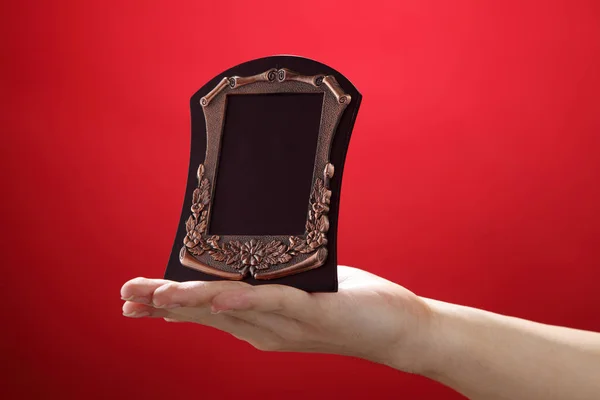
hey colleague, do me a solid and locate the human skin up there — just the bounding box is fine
[121,266,600,400]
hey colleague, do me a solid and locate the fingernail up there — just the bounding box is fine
[153,303,181,309]
[123,311,150,318]
[122,296,150,304]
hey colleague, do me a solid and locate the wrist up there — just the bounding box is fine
[396,297,474,379]
[379,295,454,375]
[416,298,497,383]
[416,298,464,379]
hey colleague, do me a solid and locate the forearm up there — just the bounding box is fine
[414,298,600,400]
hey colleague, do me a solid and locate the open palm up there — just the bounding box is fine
[121,266,433,373]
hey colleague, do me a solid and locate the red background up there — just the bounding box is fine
[2,1,599,399]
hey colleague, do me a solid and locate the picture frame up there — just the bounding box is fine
[164,56,362,292]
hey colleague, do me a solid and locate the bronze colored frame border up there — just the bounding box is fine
[179,68,350,280]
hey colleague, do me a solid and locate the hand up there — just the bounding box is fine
[121,266,434,373]
[121,267,600,399]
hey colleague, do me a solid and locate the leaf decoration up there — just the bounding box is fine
[317,215,329,232]
[262,240,287,265]
[255,262,270,271]
[199,179,211,205]
[197,218,207,234]
[288,236,308,254]
[226,252,241,265]
[278,253,293,263]
[207,235,220,249]
[209,250,226,262]
[185,215,196,232]
[189,245,205,256]
[226,240,243,254]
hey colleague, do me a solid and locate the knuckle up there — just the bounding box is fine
[152,282,178,303]
[153,282,177,295]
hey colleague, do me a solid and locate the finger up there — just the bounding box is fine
[122,301,169,318]
[120,277,173,304]
[121,301,284,350]
[198,312,283,350]
[210,285,316,320]
[121,301,225,325]
[158,307,285,349]
[227,309,306,342]
[150,280,250,309]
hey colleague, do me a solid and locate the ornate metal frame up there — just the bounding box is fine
[179,68,351,280]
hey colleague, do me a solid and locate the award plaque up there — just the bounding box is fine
[164,55,361,292]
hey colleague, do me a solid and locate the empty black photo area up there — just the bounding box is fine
[208,93,324,235]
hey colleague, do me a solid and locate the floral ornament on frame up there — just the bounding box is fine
[181,163,334,279]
